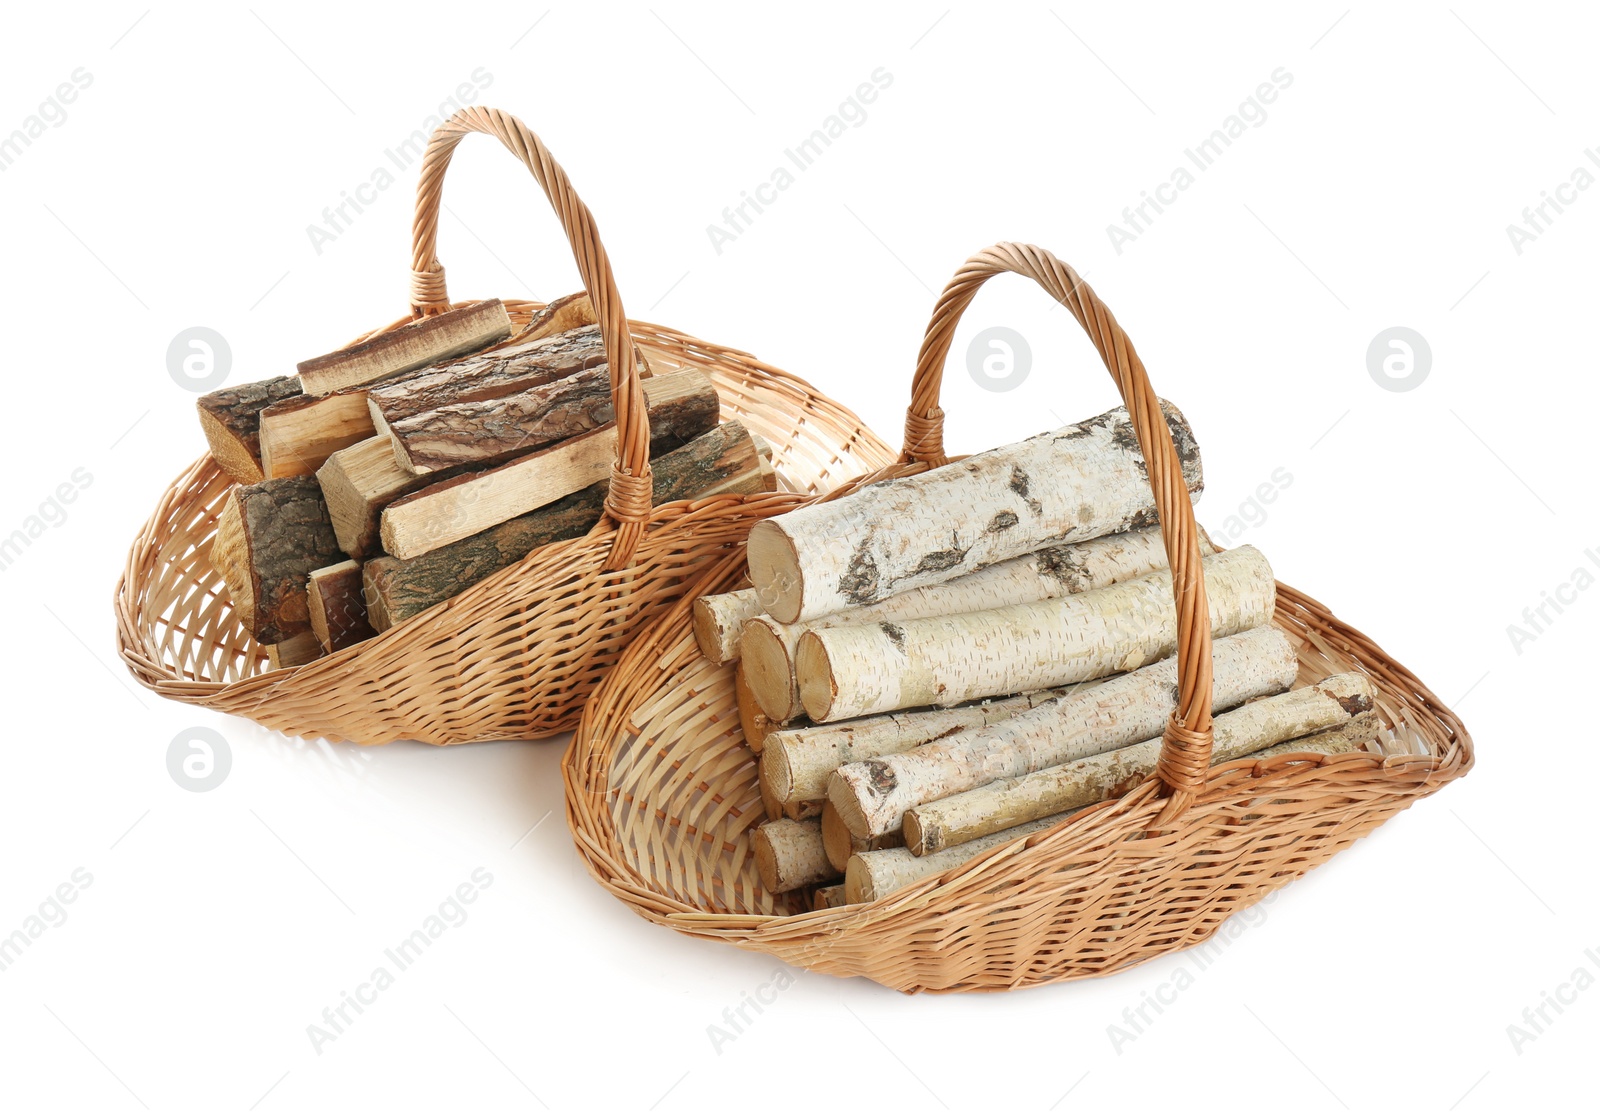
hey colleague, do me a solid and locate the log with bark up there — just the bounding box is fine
[307,559,376,653]
[742,527,1211,723]
[820,802,902,871]
[902,672,1375,854]
[758,689,1069,821]
[296,299,512,396]
[1243,713,1378,762]
[795,544,1275,723]
[521,291,596,340]
[377,368,720,559]
[811,883,848,909]
[693,587,763,665]
[211,476,346,644]
[752,818,834,895]
[266,630,323,670]
[827,625,1298,840]
[259,390,378,478]
[746,400,1203,624]
[316,435,473,561]
[196,376,303,483]
[361,421,772,631]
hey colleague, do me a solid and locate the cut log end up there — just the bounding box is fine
[691,587,762,665]
[794,629,839,722]
[746,519,803,623]
[734,662,771,756]
[752,819,832,895]
[741,618,804,723]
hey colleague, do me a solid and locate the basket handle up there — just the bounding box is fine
[409,107,650,571]
[904,243,1214,823]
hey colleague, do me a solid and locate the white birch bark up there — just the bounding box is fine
[903,672,1375,854]
[844,812,1073,904]
[746,400,1203,623]
[692,587,763,665]
[828,625,1298,839]
[820,801,903,871]
[752,818,834,894]
[796,545,1276,723]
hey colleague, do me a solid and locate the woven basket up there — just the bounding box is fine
[113,107,894,745]
[564,242,1474,993]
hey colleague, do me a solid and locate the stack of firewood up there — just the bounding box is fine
[693,401,1379,906]
[198,296,776,666]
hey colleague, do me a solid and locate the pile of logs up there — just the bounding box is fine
[693,401,1379,906]
[199,296,776,664]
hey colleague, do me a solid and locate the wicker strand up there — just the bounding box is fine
[901,406,948,466]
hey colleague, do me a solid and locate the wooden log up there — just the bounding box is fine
[747,400,1203,624]
[752,818,834,894]
[196,376,302,483]
[735,662,783,762]
[296,299,512,396]
[315,435,473,561]
[259,391,378,478]
[758,690,1067,820]
[796,544,1275,723]
[844,812,1072,904]
[693,587,763,665]
[378,368,719,559]
[903,672,1375,854]
[1243,712,1379,762]
[828,625,1298,840]
[307,560,375,653]
[742,527,1209,723]
[523,291,595,340]
[821,801,902,871]
[210,477,345,644]
[811,883,848,909]
[265,630,322,670]
[362,421,770,630]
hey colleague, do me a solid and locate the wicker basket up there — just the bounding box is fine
[113,108,894,745]
[564,243,1474,993]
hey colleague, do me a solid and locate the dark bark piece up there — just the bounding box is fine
[196,376,302,483]
[363,420,769,630]
[214,476,346,644]
[296,299,512,396]
[307,560,376,653]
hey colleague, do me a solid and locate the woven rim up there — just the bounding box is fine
[562,244,1475,992]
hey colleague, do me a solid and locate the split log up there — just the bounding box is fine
[752,818,834,895]
[211,477,345,644]
[758,690,1066,820]
[259,391,378,478]
[693,587,763,665]
[747,400,1203,623]
[828,625,1298,840]
[378,368,719,559]
[811,883,848,909]
[903,672,1376,854]
[196,377,302,483]
[296,299,512,396]
[742,527,1210,723]
[315,436,466,561]
[265,630,322,669]
[796,544,1275,723]
[362,421,770,630]
[821,802,902,871]
[844,812,1072,904]
[307,560,375,653]
[522,291,595,340]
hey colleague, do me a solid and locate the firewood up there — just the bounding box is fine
[903,673,1375,855]
[210,477,345,644]
[259,390,377,478]
[821,802,902,871]
[362,421,770,631]
[811,884,848,909]
[693,587,763,665]
[522,291,595,340]
[827,625,1298,840]
[796,545,1275,723]
[736,661,783,761]
[307,560,375,653]
[196,376,302,483]
[758,690,1066,821]
[752,818,834,894]
[296,299,512,396]
[378,368,719,559]
[842,708,1381,905]
[742,527,1209,723]
[315,436,463,561]
[265,630,323,669]
[747,400,1203,624]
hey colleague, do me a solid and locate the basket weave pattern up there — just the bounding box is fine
[113,110,894,745]
[564,244,1473,992]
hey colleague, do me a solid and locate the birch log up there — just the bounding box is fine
[844,812,1072,904]
[746,400,1203,623]
[759,689,1068,820]
[752,819,834,894]
[821,802,902,871]
[1243,712,1379,762]
[742,527,1211,722]
[797,545,1275,723]
[903,672,1376,854]
[812,883,848,909]
[828,625,1299,840]
[692,587,763,665]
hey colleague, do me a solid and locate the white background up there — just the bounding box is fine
[1,2,1594,1116]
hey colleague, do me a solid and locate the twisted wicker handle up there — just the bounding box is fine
[409,107,650,570]
[905,243,1214,823]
